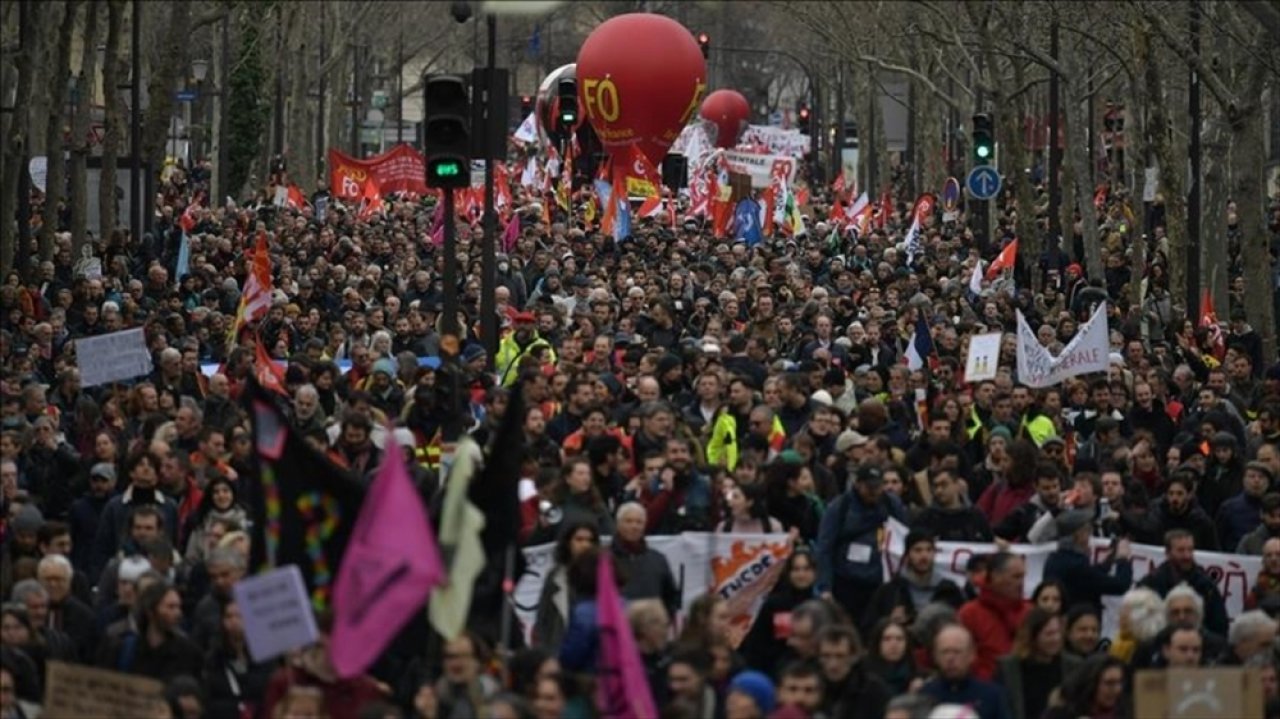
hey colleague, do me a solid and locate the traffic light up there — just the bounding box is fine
[697,32,710,58]
[423,75,471,188]
[520,95,533,117]
[798,103,811,130]
[971,113,994,165]
[556,78,578,129]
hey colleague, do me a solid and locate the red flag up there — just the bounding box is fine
[1199,288,1225,360]
[877,189,893,229]
[985,238,1019,280]
[254,339,288,396]
[358,177,384,221]
[501,213,521,253]
[286,184,307,210]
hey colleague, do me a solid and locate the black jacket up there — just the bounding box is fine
[610,540,680,619]
[823,662,892,719]
[1138,561,1230,637]
[915,505,995,543]
[1042,544,1132,613]
[1124,497,1219,551]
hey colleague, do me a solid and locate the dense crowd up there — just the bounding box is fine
[2,148,1280,719]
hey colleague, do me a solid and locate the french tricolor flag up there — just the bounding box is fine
[904,314,934,372]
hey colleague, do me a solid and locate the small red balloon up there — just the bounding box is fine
[699,89,750,149]
[577,14,708,166]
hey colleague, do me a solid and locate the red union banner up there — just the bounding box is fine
[328,145,428,200]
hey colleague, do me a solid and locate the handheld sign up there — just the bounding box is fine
[42,661,166,719]
[232,565,320,662]
[964,332,1002,382]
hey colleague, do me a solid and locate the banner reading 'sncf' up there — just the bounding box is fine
[328,145,428,200]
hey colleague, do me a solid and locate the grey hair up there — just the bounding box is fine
[10,579,48,604]
[207,546,248,572]
[791,599,838,635]
[885,694,935,719]
[1120,587,1167,642]
[295,384,319,401]
[1229,610,1279,648]
[178,397,203,423]
[1165,582,1205,622]
[37,553,74,580]
[616,501,646,523]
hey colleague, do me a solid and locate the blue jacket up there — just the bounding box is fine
[815,489,905,591]
[558,600,599,672]
[1042,544,1133,612]
[920,676,1013,719]
[1216,492,1264,554]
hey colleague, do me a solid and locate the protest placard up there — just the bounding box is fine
[232,564,320,662]
[75,328,153,387]
[964,332,1002,382]
[41,661,166,719]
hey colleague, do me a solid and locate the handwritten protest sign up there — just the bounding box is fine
[76,328,153,387]
[233,564,319,662]
[42,661,166,719]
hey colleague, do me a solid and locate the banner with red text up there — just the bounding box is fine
[515,533,792,646]
[882,518,1260,639]
[328,144,428,200]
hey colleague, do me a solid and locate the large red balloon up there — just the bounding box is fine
[700,89,750,149]
[576,14,707,167]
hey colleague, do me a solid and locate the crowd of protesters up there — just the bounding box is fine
[1,144,1279,719]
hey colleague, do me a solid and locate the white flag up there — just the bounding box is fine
[968,261,984,296]
[513,112,538,144]
[1016,302,1109,388]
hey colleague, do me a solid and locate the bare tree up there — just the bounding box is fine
[1,0,42,271]
[99,0,124,243]
[68,2,100,255]
[37,0,78,262]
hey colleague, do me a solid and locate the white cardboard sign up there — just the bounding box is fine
[232,564,320,662]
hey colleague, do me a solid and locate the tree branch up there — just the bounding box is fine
[1138,1,1239,114]
[857,54,962,111]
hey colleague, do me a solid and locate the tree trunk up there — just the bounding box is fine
[38,0,78,262]
[1061,44,1103,281]
[1003,61,1040,293]
[2,0,41,271]
[99,0,124,243]
[285,5,314,191]
[1200,100,1229,317]
[1232,68,1276,360]
[140,2,190,184]
[1138,19,1187,314]
[69,2,100,256]
[209,12,224,203]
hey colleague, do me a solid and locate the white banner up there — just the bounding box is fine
[514,533,791,645]
[76,328,153,387]
[882,519,1260,639]
[723,151,798,189]
[673,124,810,173]
[1016,302,1109,388]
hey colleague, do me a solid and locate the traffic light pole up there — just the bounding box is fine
[442,187,460,339]
[480,14,498,363]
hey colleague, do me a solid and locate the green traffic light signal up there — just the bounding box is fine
[434,161,461,177]
[976,145,991,159]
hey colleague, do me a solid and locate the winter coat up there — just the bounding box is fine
[610,540,680,619]
[1138,561,1229,636]
[914,504,995,543]
[1042,543,1133,612]
[1215,492,1264,553]
[919,676,1013,719]
[815,490,906,592]
[976,481,1035,528]
[184,506,251,565]
[957,588,1031,681]
[1124,497,1219,551]
[1237,523,1280,555]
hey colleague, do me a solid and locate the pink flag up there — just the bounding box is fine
[596,552,658,719]
[430,223,444,247]
[330,431,444,678]
[501,214,520,253]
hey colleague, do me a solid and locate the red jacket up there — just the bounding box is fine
[956,587,1030,680]
[976,481,1035,527]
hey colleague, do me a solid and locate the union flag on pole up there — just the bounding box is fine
[227,231,273,349]
[1199,288,1225,360]
[358,177,384,221]
[985,238,1019,280]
